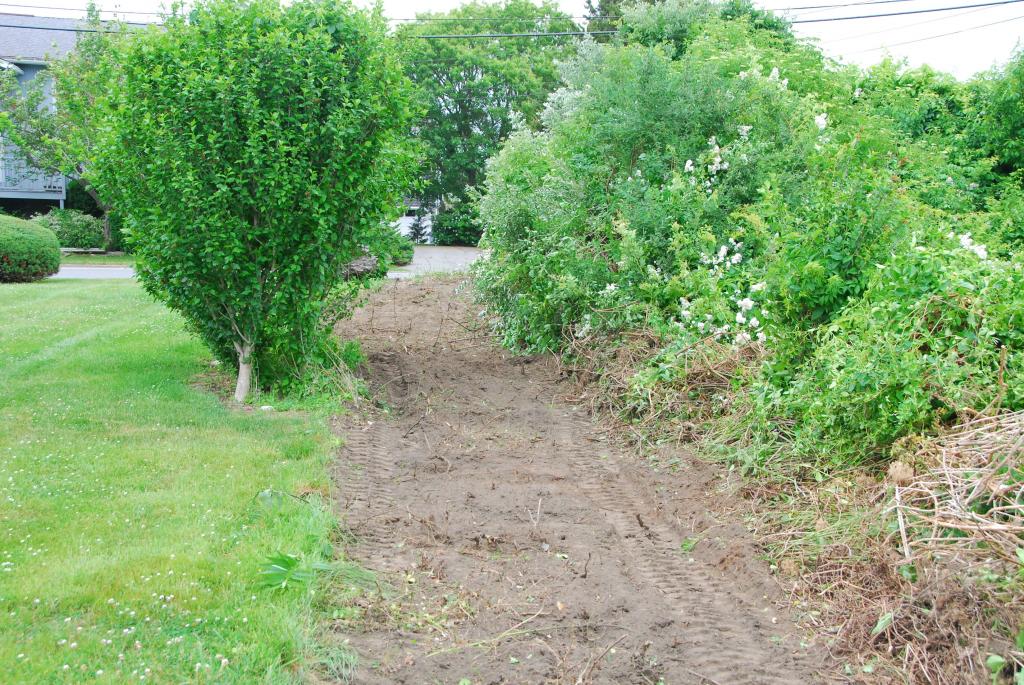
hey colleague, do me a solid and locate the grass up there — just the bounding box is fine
[60,253,136,266]
[0,280,349,683]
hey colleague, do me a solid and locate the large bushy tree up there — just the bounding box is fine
[97,0,415,401]
[396,0,578,245]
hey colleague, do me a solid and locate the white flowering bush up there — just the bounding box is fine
[476,0,1024,470]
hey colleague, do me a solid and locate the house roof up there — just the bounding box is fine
[0,13,80,63]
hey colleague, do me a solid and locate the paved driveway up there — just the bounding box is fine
[52,246,482,280]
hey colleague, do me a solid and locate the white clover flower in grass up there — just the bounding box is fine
[815,113,828,131]
[730,252,742,265]
[853,87,863,98]
[684,159,695,173]
[756,331,767,343]
[769,67,780,80]
[736,332,752,345]
[737,125,752,139]
[748,316,760,329]
[750,282,766,292]
[604,283,617,293]
[679,297,691,309]
[681,309,692,320]
[737,297,755,312]
[738,70,749,79]
[736,311,746,324]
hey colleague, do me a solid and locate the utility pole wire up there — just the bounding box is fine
[852,11,1024,51]
[413,30,618,39]
[3,1,1023,35]
[791,0,1024,22]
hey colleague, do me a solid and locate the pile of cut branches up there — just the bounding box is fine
[892,410,1024,569]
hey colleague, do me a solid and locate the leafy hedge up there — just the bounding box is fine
[432,199,482,246]
[474,0,1024,470]
[0,214,61,282]
[34,208,105,249]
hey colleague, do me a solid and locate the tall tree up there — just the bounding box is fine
[0,5,122,247]
[96,0,415,401]
[584,0,626,35]
[396,0,578,245]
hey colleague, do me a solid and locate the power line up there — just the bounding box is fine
[827,3,994,42]
[0,2,616,23]
[4,1,1023,36]
[0,20,129,31]
[766,0,917,11]
[853,10,1024,50]
[413,30,617,39]
[0,2,161,15]
[791,0,1024,22]
[389,15,616,23]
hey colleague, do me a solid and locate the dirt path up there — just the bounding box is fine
[330,277,824,685]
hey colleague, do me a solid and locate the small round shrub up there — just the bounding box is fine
[0,214,61,282]
[34,208,105,249]
[375,228,415,266]
[432,201,482,246]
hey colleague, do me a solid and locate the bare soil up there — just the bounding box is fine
[329,277,825,685]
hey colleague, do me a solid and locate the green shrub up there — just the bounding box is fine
[432,199,482,246]
[33,208,104,249]
[374,227,415,266]
[775,228,1024,465]
[0,214,61,282]
[475,0,1024,471]
[95,0,415,401]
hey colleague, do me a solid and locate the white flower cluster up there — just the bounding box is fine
[700,237,744,277]
[706,136,729,174]
[685,240,769,347]
[685,136,738,195]
[950,231,988,260]
[768,67,789,89]
[677,287,768,346]
[815,112,828,131]
[737,66,788,89]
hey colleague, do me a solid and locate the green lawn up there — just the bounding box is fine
[61,253,136,266]
[0,280,345,682]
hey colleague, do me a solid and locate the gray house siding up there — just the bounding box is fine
[0,13,80,204]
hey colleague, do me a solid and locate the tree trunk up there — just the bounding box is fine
[80,180,113,250]
[234,343,254,403]
[101,212,112,251]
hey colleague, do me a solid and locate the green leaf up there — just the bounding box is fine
[870,612,894,637]
[985,654,1006,675]
[258,552,316,590]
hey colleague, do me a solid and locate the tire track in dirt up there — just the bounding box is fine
[564,435,802,684]
[326,277,825,684]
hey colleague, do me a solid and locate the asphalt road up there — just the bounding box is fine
[52,246,482,281]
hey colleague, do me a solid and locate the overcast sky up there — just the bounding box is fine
[2,0,1021,78]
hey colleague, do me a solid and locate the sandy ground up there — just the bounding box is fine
[329,277,826,685]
